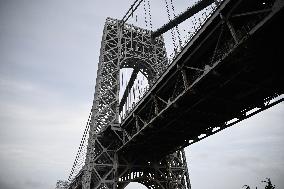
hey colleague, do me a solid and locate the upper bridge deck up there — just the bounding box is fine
[117,0,284,160]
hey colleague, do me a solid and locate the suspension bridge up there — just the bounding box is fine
[55,0,284,188]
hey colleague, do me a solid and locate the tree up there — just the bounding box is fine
[262,178,275,189]
[243,185,251,189]
[243,178,275,189]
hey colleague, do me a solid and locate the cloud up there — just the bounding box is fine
[25,179,45,188]
[0,1,283,189]
[187,102,284,189]
[0,180,17,189]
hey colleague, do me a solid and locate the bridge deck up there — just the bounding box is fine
[117,0,284,160]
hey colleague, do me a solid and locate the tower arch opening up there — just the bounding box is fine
[119,57,158,121]
[119,68,150,121]
[120,57,156,84]
[124,182,148,189]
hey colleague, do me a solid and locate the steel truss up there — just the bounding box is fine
[69,18,191,189]
[68,0,284,188]
[117,0,284,158]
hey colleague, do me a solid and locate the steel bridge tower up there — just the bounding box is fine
[78,18,191,189]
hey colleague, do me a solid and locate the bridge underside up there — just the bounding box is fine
[118,0,284,160]
[68,0,284,188]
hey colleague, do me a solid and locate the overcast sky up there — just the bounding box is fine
[0,0,283,189]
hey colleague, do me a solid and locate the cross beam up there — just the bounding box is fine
[151,0,217,39]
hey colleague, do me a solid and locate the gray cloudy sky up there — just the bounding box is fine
[0,0,283,189]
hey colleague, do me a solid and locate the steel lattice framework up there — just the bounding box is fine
[68,18,191,189]
[65,0,284,188]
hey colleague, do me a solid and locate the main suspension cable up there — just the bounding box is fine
[121,0,144,27]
